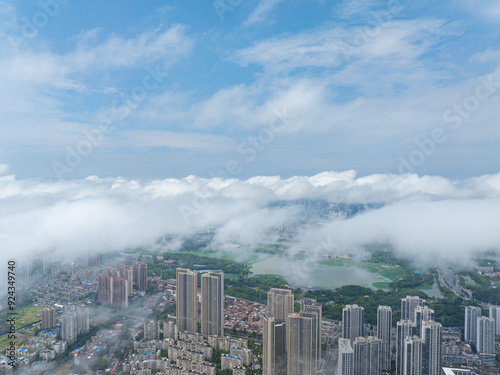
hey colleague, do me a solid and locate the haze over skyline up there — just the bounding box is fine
[0,0,499,179]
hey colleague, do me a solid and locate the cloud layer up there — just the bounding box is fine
[1,170,499,267]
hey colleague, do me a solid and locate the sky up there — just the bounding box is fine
[1,1,500,276]
[0,0,499,179]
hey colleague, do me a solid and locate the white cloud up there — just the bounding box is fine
[69,25,192,71]
[244,0,285,27]
[233,19,453,73]
[1,171,500,265]
[335,0,378,19]
[118,130,238,152]
[470,48,500,63]
[461,0,500,21]
[0,164,8,175]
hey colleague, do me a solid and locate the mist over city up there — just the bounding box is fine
[1,0,500,374]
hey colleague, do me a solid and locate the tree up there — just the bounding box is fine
[95,356,108,371]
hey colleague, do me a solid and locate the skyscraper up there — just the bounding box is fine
[112,277,129,308]
[342,305,364,342]
[396,320,416,375]
[488,305,500,336]
[401,296,425,322]
[415,306,434,337]
[201,271,224,337]
[338,338,354,375]
[353,336,382,375]
[62,306,77,344]
[287,313,313,375]
[267,288,294,321]
[403,336,423,375]
[263,312,287,375]
[99,275,113,305]
[476,316,495,355]
[377,305,392,372]
[421,320,441,375]
[76,305,90,334]
[41,307,56,330]
[144,319,160,340]
[176,268,198,333]
[132,261,148,292]
[119,264,133,295]
[464,306,481,344]
[299,298,322,371]
[98,275,128,308]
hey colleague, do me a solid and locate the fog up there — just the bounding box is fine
[1,170,500,267]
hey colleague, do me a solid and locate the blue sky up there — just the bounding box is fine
[1,0,500,179]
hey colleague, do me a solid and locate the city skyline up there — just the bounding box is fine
[1,0,500,373]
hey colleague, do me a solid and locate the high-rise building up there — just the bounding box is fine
[83,253,100,267]
[396,320,416,375]
[119,264,133,295]
[287,313,313,375]
[99,275,113,305]
[132,261,148,292]
[377,306,392,372]
[464,306,481,344]
[488,305,500,336]
[267,288,294,321]
[164,320,178,340]
[476,316,495,355]
[112,277,129,308]
[299,298,322,371]
[421,320,441,375]
[403,336,423,375]
[342,305,364,342]
[338,338,354,375]
[62,306,77,344]
[144,319,160,340]
[41,307,56,330]
[401,296,425,322]
[353,336,382,375]
[263,312,287,375]
[76,305,89,334]
[176,268,198,333]
[98,275,128,308]
[415,306,434,337]
[201,271,224,337]
[105,267,119,278]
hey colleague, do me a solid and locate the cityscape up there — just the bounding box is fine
[2,0,500,375]
[1,244,500,374]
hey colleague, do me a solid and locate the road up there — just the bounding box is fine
[438,268,472,300]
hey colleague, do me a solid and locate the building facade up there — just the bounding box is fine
[263,312,287,375]
[464,306,481,344]
[342,305,365,342]
[377,305,392,372]
[176,268,198,334]
[201,271,224,337]
[267,288,294,321]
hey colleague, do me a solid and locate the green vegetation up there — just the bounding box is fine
[0,330,35,353]
[389,271,435,290]
[142,252,251,281]
[371,281,391,289]
[458,269,500,304]
[12,306,42,328]
[379,267,407,281]
[226,275,292,304]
